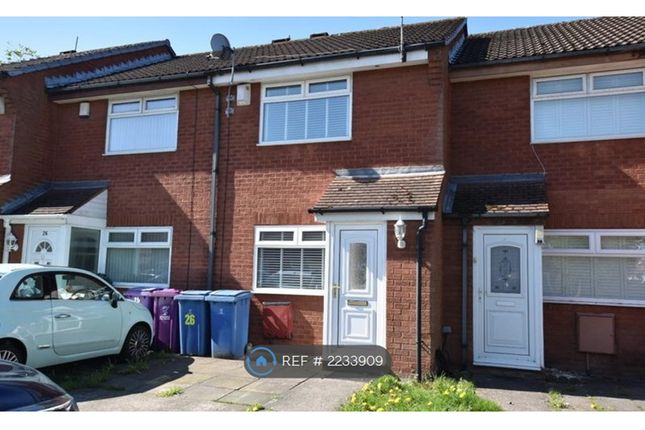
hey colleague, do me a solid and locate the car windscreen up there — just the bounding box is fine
[0,381,65,411]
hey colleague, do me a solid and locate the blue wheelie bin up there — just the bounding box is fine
[206,290,252,359]
[174,290,211,356]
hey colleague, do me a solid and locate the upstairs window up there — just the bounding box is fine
[532,69,645,143]
[260,77,351,145]
[106,95,178,155]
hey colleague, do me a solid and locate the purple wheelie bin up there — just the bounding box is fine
[150,289,181,352]
[123,288,159,314]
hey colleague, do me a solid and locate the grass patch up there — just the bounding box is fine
[246,403,266,412]
[117,359,150,375]
[156,386,184,398]
[547,390,569,410]
[56,361,116,392]
[340,375,501,412]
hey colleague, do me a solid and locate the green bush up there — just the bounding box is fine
[340,375,501,412]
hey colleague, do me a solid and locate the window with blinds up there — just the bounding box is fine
[103,227,173,288]
[260,77,351,145]
[254,226,326,292]
[532,70,645,143]
[107,95,178,154]
[543,230,645,305]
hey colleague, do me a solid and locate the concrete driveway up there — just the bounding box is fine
[63,355,364,411]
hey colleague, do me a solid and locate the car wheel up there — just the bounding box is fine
[0,341,26,364]
[120,325,151,362]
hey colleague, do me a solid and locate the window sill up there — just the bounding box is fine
[258,136,352,147]
[543,297,645,308]
[252,288,324,297]
[532,133,645,145]
[103,148,177,156]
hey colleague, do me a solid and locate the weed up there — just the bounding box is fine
[156,386,184,398]
[246,403,265,412]
[588,396,606,411]
[547,390,569,410]
[340,374,501,412]
[58,362,115,392]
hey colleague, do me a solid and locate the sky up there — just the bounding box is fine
[0,16,588,58]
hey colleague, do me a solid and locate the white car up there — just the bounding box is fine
[0,264,154,368]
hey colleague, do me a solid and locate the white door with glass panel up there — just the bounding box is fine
[473,227,543,370]
[24,226,64,266]
[330,226,385,346]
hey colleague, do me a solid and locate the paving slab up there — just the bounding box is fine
[61,354,362,411]
[468,367,645,412]
[217,389,278,406]
[242,377,305,394]
[266,377,365,411]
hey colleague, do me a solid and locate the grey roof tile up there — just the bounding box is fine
[453,16,645,66]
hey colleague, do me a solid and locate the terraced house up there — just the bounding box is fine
[0,16,643,376]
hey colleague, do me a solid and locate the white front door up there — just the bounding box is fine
[329,224,386,347]
[473,226,543,370]
[24,226,65,266]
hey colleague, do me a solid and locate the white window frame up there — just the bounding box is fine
[253,225,327,296]
[543,229,645,307]
[99,226,173,288]
[531,68,645,144]
[105,94,179,156]
[258,76,352,146]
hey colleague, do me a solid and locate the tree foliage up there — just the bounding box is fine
[2,43,38,64]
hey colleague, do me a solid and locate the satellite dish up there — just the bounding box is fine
[210,33,232,60]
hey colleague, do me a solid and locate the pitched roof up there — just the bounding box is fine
[0,40,173,77]
[453,16,645,67]
[53,18,465,92]
[310,166,445,213]
[1,182,107,215]
[443,174,548,217]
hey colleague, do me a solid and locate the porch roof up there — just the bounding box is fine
[310,165,445,214]
[1,181,108,216]
[443,173,549,217]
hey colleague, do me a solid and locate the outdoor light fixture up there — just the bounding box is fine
[5,232,18,252]
[394,217,407,249]
[0,96,5,115]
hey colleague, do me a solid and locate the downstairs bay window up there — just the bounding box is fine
[254,226,326,295]
[102,227,172,288]
[532,69,645,143]
[543,230,645,306]
[260,77,351,145]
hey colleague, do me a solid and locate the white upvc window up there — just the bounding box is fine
[253,225,327,295]
[100,227,173,288]
[531,69,645,143]
[543,229,645,307]
[259,76,352,145]
[106,95,179,155]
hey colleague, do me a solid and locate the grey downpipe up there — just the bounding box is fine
[416,211,429,381]
[461,217,469,370]
[207,79,221,291]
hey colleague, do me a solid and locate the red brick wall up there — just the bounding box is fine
[446,74,645,374]
[0,44,174,204]
[214,54,450,374]
[544,303,645,376]
[50,88,214,290]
